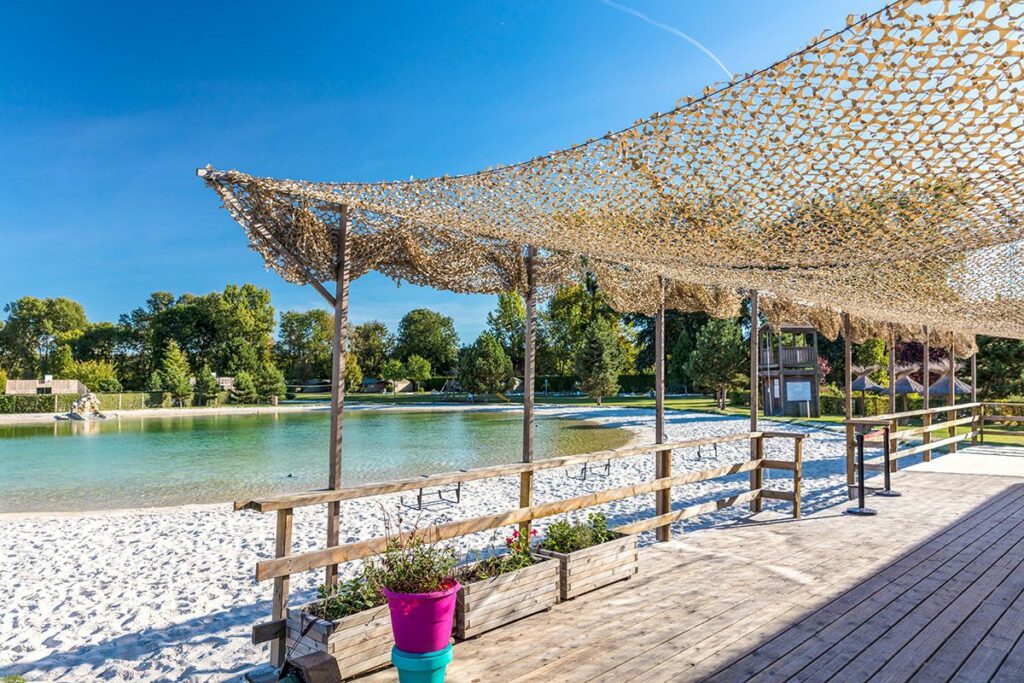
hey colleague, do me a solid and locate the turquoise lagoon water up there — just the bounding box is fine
[0,409,630,512]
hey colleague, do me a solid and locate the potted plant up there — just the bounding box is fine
[535,512,638,601]
[364,521,459,682]
[453,528,558,639]
[286,576,393,679]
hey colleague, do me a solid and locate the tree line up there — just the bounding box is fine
[3,282,1021,406]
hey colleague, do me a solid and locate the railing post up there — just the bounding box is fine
[793,436,803,519]
[888,418,898,473]
[876,426,901,498]
[979,404,985,444]
[750,434,764,513]
[972,404,981,446]
[271,507,294,668]
[922,411,932,461]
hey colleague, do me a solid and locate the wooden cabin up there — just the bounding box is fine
[758,324,821,417]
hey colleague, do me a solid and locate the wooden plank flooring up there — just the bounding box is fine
[359,446,1024,682]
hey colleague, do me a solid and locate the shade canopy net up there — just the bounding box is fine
[200,0,1024,347]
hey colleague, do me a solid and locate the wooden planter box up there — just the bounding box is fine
[455,554,559,639]
[286,603,393,680]
[536,532,638,601]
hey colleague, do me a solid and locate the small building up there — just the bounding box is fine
[758,325,821,417]
[5,376,87,396]
[216,376,236,392]
[360,377,412,393]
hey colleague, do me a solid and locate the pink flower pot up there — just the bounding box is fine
[382,581,461,654]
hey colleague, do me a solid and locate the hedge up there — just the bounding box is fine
[0,390,235,414]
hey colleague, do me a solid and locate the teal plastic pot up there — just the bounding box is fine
[391,644,453,683]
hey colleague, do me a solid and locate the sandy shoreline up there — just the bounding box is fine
[0,404,853,682]
[0,399,536,426]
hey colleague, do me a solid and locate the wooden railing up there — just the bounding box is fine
[980,402,1024,442]
[238,430,805,664]
[760,346,816,367]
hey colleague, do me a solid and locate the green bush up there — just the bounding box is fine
[307,577,384,622]
[421,376,455,391]
[538,513,612,554]
[618,374,655,394]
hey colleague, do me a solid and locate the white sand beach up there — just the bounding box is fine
[0,405,852,682]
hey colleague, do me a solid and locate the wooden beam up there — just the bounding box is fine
[238,432,762,512]
[520,245,537,538]
[846,402,981,424]
[888,324,897,415]
[923,325,930,411]
[255,460,763,581]
[270,507,293,666]
[843,313,854,495]
[325,205,350,586]
[198,169,337,308]
[655,276,671,541]
[613,489,762,536]
[948,342,957,453]
[749,290,762,513]
[252,619,286,645]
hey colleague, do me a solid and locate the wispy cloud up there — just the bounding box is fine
[598,0,733,79]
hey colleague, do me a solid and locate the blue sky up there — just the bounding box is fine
[0,0,882,342]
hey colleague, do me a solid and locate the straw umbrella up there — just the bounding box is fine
[850,364,884,416]
[892,363,924,413]
[928,359,972,398]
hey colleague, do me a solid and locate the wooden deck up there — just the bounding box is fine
[361,445,1024,682]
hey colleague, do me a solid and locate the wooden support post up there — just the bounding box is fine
[971,351,978,404]
[923,326,930,411]
[948,343,957,453]
[889,417,898,473]
[270,507,293,667]
[971,344,979,446]
[655,277,671,541]
[888,325,897,416]
[325,206,350,586]
[843,313,855,498]
[519,246,537,538]
[749,291,762,513]
[979,404,985,444]
[922,411,933,461]
[793,438,803,519]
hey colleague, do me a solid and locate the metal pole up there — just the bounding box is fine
[847,432,877,516]
[875,426,901,497]
[655,277,670,541]
[325,205,350,586]
[520,246,537,538]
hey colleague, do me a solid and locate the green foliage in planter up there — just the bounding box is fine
[307,576,385,621]
[2,675,27,683]
[457,528,537,582]
[364,525,456,595]
[538,513,613,554]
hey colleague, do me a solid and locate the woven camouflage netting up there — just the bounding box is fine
[201,0,1024,345]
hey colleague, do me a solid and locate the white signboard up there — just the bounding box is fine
[772,379,780,399]
[786,380,812,402]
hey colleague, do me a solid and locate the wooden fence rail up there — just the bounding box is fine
[844,402,1024,494]
[239,429,805,664]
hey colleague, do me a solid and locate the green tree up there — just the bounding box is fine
[194,364,220,406]
[155,340,194,406]
[667,327,696,392]
[542,276,619,374]
[51,344,74,377]
[0,296,87,376]
[486,293,526,373]
[685,319,746,409]
[276,309,333,379]
[404,354,432,392]
[118,291,175,389]
[575,320,621,405]
[0,368,7,393]
[350,321,395,378]
[394,309,459,374]
[460,332,514,397]
[72,322,121,364]
[855,338,890,386]
[254,361,287,401]
[344,353,362,392]
[380,359,406,394]
[231,370,258,404]
[64,359,120,392]
[976,336,1024,398]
